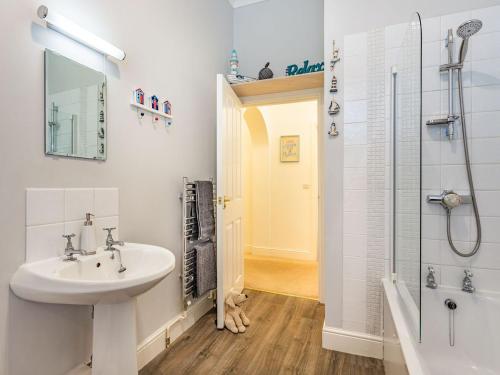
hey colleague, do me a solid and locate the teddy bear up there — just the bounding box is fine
[224,293,250,334]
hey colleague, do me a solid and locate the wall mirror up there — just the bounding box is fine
[45,49,107,160]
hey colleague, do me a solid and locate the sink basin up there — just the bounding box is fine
[10,242,175,375]
[11,242,175,305]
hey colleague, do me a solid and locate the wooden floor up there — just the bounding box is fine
[140,290,384,375]
[245,255,319,299]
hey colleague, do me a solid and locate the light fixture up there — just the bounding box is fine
[37,5,126,60]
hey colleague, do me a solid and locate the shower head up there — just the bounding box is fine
[457,19,483,63]
[457,19,483,39]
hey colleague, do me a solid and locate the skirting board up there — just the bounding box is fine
[137,295,214,369]
[66,296,214,374]
[322,325,383,359]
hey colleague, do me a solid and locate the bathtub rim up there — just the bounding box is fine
[383,278,427,375]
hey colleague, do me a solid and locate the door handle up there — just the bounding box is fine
[218,196,231,209]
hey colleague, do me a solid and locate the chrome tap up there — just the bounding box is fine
[426,266,438,289]
[102,227,127,273]
[63,234,80,261]
[462,270,475,293]
[62,233,96,261]
[103,227,124,250]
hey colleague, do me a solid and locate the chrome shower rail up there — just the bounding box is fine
[391,66,397,282]
[426,29,458,139]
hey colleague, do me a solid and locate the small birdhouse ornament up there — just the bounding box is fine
[135,88,145,105]
[151,95,159,111]
[229,49,239,75]
[163,100,172,116]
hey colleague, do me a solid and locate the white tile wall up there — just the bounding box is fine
[342,29,370,329]
[65,188,94,222]
[420,5,500,293]
[48,85,101,157]
[365,28,387,336]
[343,27,389,337]
[341,5,500,338]
[26,188,65,226]
[344,100,368,123]
[26,223,65,262]
[25,188,119,262]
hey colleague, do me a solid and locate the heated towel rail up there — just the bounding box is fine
[180,177,216,309]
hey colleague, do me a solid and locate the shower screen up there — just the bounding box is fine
[393,12,423,340]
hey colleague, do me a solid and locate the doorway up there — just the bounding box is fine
[242,100,319,300]
[215,74,324,327]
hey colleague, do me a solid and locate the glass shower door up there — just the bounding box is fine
[393,12,423,340]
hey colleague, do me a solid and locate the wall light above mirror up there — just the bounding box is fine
[44,49,107,160]
[37,5,126,60]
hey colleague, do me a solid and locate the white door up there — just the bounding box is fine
[216,74,244,329]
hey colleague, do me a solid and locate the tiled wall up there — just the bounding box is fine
[343,28,391,336]
[342,5,500,337]
[48,86,99,157]
[26,188,119,262]
[420,6,500,293]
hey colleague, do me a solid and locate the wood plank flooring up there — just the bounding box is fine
[140,290,384,375]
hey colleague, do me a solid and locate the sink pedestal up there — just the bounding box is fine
[92,299,138,375]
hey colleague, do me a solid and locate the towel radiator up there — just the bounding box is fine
[180,177,216,309]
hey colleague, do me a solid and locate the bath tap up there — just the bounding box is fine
[103,228,127,272]
[426,266,438,289]
[462,270,475,293]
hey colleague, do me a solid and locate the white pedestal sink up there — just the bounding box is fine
[10,243,175,375]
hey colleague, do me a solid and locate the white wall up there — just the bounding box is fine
[0,1,232,374]
[233,0,324,78]
[323,0,500,334]
[243,101,318,260]
[243,107,270,254]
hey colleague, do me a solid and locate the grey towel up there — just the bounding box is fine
[195,241,216,297]
[195,181,215,241]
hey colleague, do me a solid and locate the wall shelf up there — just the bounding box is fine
[130,101,173,120]
[231,71,324,98]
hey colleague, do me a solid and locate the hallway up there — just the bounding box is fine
[244,255,319,299]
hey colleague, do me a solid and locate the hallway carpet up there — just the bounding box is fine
[140,290,385,375]
[244,255,319,299]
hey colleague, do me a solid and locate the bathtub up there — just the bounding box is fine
[383,278,500,375]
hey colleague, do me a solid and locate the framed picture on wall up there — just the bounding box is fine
[280,135,300,162]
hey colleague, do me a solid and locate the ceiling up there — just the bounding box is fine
[228,0,266,8]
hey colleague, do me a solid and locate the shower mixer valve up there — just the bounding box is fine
[427,190,472,210]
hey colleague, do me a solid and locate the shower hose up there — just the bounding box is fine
[446,69,482,257]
